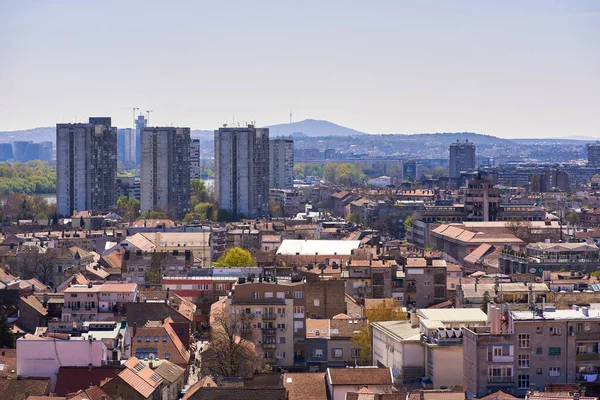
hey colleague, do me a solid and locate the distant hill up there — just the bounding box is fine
[0,127,55,143]
[396,132,517,147]
[264,119,369,137]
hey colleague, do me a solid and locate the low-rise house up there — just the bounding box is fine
[326,367,396,400]
[372,320,423,381]
[17,332,108,391]
[305,315,365,372]
[19,294,48,332]
[131,318,190,369]
[101,357,165,400]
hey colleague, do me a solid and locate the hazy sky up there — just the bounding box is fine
[1,1,598,138]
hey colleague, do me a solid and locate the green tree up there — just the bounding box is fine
[215,247,256,267]
[481,291,492,313]
[117,196,141,222]
[191,179,210,207]
[567,210,580,226]
[323,163,338,182]
[346,212,362,224]
[269,200,283,218]
[141,211,167,219]
[403,215,414,232]
[0,313,15,349]
[334,163,364,186]
[194,202,217,221]
[293,165,305,180]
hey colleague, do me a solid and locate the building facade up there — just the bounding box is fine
[140,127,191,218]
[56,117,118,216]
[190,138,201,179]
[449,140,476,178]
[270,138,294,189]
[588,143,600,167]
[214,125,270,218]
[117,128,136,169]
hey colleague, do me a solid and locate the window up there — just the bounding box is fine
[518,334,530,348]
[154,336,159,342]
[294,291,304,299]
[424,281,431,286]
[549,367,560,377]
[162,336,167,342]
[536,368,542,375]
[279,337,286,344]
[314,299,320,307]
[146,336,151,342]
[549,347,561,356]
[351,348,360,358]
[165,353,170,359]
[264,292,273,299]
[536,347,542,355]
[137,336,142,342]
[294,306,304,314]
[332,348,343,358]
[253,292,261,299]
[550,327,561,336]
[518,375,530,389]
[314,349,323,358]
[276,292,285,299]
[518,354,529,368]
[536,326,543,334]
[315,329,320,336]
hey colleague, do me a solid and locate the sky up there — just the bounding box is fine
[0,1,599,138]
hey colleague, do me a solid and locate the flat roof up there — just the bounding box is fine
[276,239,361,255]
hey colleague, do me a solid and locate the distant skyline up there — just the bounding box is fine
[1,1,598,138]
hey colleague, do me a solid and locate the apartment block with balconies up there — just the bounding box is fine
[464,304,600,399]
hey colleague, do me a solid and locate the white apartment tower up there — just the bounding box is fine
[56,117,117,216]
[214,125,270,219]
[190,138,201,179]
[140,127,191,218]
[269,138,294,189]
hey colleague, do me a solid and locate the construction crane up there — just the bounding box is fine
[120,107,139,128]
[146,110,154,126]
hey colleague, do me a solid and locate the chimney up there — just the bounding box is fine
[410,308,419,328]
[573,393,580,400]
[43,293,49,307]
[475,277,479,293]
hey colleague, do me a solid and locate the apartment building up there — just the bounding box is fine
[140,127,191,218]
[270,138,294,189]
[131,318,190,369]
[190,138,201,179]
[343,259,399,300]
[56,117,118,216]
[373,308,487,388]
[449,140,476,178]
[218,278,346,367]
[464,175,500,222]
[403,258,447,308]
[464,304,600,398]
[214,125,270,218]
[62,282,138,323]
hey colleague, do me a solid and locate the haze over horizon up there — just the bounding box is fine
[1,1,598,138]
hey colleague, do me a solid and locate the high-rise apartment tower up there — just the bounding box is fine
[269,138,294,189]
[449,139,476,178]
[214,125,269,219]
[56,117,117,216]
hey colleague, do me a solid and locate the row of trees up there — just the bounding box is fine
[294,163,365,186]
[0,161,56,194]
[0,193,57,222]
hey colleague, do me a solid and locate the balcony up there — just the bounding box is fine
[262,328,276,334]
[576,353,600,361]
[263,313,277,321]
[262,343,276,349]
[488,376,514,383]
[232,298,286,305]
[488,355,514,363]
[577,332,600,341]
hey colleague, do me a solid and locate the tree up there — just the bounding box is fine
[481,291,492,313]
[351,300,407,365]
[194,202,217,221]
[269,200,283,218]
[506,218,533,242]
[403,215,414,232]
[215,247,256,267]
[79,216,85,228]
[202,308,263,378]
[117,196,141,222]
[432,166,448,179]
[191,179,210,207]
[346,212,362,224]
[141,211,167,219]
[0,313,15,349]
[567,210,580,226]
[334,163,364,186]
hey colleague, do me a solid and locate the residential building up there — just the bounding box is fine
[326,367,396,400]
[17,332,108,390]
[140,127,191,218]
[134,114,147,166]
[56,117,118,216]
[190,138,201,179]
[449,140,476,178]
[270,138,294,189]
[117,128,136,169]
[372,308,488,389]
[463,304,600,398]
[588,142,600,167]
[305,315,365,372]
[269,188,306,217]
[62,282,138,323]
[214,125,270,218]
[403,160,420,182]
[284,372,328,400]
[464,175,500,221]
[403,258,447,308]
[540,168,570,192]
[101,356,167,400]
[343,259,399,300]
[0,142,15,160]
[19,294,48,332]
[131,318,190,368]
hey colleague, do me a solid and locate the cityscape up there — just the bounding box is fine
[1,2,599,400]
